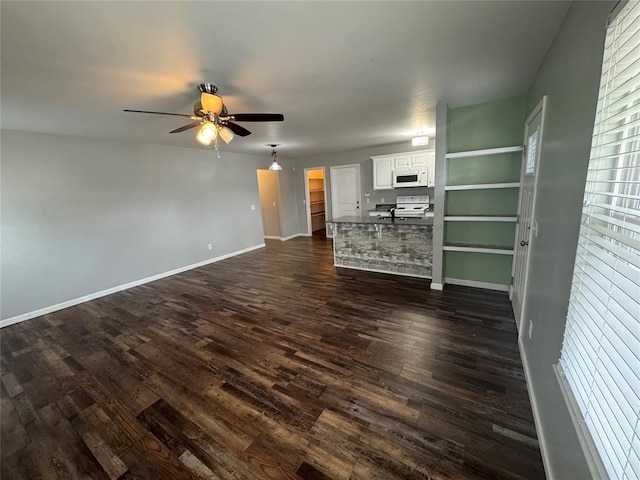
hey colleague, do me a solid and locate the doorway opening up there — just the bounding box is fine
[256,169,282,239]
[304,168,327,237]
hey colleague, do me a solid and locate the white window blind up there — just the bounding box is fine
[558,1,640,479]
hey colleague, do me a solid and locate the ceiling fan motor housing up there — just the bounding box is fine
[198,83,217,94]
[193,101,205,117]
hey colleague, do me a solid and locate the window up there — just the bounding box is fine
[525,128,538,175]
[556,1,640,479]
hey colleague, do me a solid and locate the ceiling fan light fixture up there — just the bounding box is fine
[268,144,283,171]
[196,122,217,145]
[218,126,235,144]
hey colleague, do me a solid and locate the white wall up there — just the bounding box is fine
[521,2,613,478]
[1,130,267,321]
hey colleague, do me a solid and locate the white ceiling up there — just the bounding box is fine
[1,1,570,158]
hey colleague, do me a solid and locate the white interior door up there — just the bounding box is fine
[330,165,361,218]
[512,97,546,332]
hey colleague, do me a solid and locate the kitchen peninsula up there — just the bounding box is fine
[327,216,433,278]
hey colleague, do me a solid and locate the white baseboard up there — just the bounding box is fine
[334,264,431,280]
[519,340,554,480]
[0,243,266,329]
[444,277,509,292]
[280,233,304,241]
[264,234,307,241]
[430,282,444,291]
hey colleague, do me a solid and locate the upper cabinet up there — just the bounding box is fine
[396,152,429,169]
[372,156,394,190]
[372,149,435,190]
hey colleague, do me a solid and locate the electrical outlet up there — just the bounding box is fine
[381,197,385,202]
[251,204,256,210]
[207,243,213,250]
[366,198,370,204]
[529,320,534,339]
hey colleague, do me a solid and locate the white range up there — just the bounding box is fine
[393,195,433,218]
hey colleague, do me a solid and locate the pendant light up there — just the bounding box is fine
[268,144,283,171]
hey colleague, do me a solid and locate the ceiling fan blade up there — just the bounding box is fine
[169,121,202,134]
[224,122,252,137]
[231,113,284,122]
[200,92,223,115]
[124,109,195,118]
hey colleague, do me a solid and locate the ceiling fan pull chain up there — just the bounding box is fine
[213,136,220,159]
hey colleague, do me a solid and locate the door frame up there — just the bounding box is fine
[304,166,328,236]
[330,164,361,230]
[511,95,547,334]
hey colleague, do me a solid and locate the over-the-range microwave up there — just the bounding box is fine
[392,168,429,188]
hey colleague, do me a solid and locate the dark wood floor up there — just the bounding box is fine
[1,237,544,480]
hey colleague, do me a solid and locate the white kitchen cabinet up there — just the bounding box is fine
[371,149,436,190]
[394,155,412,169]
[425,150,435,186]
[372,156,394,190]
[394,152,427,169]
[409,152,428,168]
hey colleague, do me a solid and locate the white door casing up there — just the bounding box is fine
[330,164,361,219]
[511,96,547,333]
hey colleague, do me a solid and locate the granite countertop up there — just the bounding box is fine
[328,215,433,226]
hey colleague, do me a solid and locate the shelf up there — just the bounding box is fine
[310,200,325,205]
[444,244,514,255]
[445,146,523,159]
[445,182,520,191]
[444,216,517,222]
[309,189,324,192]
[311,212,326,217]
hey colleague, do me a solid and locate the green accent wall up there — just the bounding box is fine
[445,189,519,216]
[444,222,516,249]
[444,251,514,284]
[444,95,527,285]
[448,95,527,153]
[446,151,522,185]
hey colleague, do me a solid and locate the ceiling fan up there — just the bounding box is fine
[123,83,284,147]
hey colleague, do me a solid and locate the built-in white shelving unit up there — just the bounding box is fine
[443,244,514,255]
[444,182,520,191]
[444,216,517,222]
[443,144,523,291]
[308,177,326,232]
[445,146,523,159]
